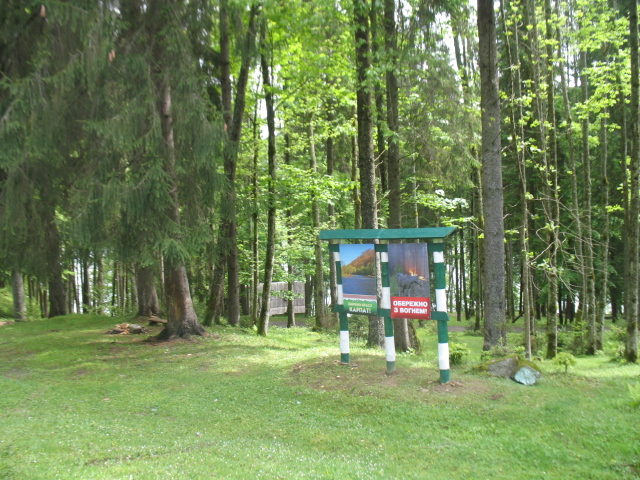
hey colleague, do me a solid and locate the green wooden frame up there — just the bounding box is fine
[321,227,456,383]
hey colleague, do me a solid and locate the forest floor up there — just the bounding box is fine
[0,313,639,479]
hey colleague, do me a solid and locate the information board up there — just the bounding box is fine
[388,243,431,320]
[339,243,377,315]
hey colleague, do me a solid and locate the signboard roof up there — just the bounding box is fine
[319,227,456,241]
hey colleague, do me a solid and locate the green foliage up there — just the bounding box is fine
[628,383,640,408]
[0,289,12,318]
[449,342,471,365]
[605,324,628,361]
[480,345,511,361]
[608,324,627,343]
[25,300,42,322]
[347,315,369,341]
[553,352,577,373]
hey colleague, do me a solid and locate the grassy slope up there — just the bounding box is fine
[0,315,639,479]
[0,288,13,318]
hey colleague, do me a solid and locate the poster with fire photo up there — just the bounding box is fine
[388,243,431,320]
[339,244,378,315]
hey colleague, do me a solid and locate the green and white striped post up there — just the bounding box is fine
[376,244,395,374]
[430,241,450,383]
[330,244,350,364]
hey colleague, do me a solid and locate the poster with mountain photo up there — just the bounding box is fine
[339,244,377,315]
[388,243,431,320]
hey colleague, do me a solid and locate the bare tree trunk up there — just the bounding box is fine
[326,110,337,328]
[472,163,483,331]
[354,0,384,348]
[557,0,584,341]
[12,270,27,321]
[217,0,260,327]
[94,253,104,314]
[385,0,401,230]
[43,202,67,318]
[370,4,387,197]
[544,0,560,358]
[136,265,162,317]
[461,226,469,319]
[285,129,296,328]
[309,117,325,331]
[626,0,639,363]
[501,0,532,357]
[251,101,260,325]
[384,0,414,352]
[478,0,505,349]
[412,160,419,228]
[620,73,629,323]
[119,265,127,314]
[257,22,277,336]
[351,134,361,229]
[82,256,90,313]
[204,262,225,326]
[505,240,514,322]
[581,49,597,355]
[69,265,80,314]
[148,0,206,340]
[131,266,139,313]
[596,115,610,351]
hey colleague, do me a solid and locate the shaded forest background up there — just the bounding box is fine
[1,0,638,360]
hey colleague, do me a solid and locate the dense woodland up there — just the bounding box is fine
[1,0,639,361]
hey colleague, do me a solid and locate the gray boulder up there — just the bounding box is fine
[487,356,519,378]
[484,355,542,386]
[512,365,541,386]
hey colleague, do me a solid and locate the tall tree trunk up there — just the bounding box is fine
[505,240,514,321]
[620,71,629,323]
[478,0,505,349]
[544,0,560,359]
[326,109,337,328]
[354,0,384,348]
[472,163,483,331]
[461,226,469,320]
[412,160,419,228]
[251,101,260,325]
[501,0,532,358]
[136,264,161,317]
[370,4,388,197]
[130,267,138,314]
[217,0,260,327]
[41,287,48,318]
[626,0,639,363]
[69,266,80,314]
[556,0,584,342]
[82,255,90,313]
[11,270,27,321]
[257,22,277,336]
[596,115,610,351]
[384,0,414,351]
[384,0,401,229]
[351,134,362,229]
[204,264,225,326]
[285,129,296,328]
[581,49,597,355]
[148,0,206,340]
[94,253,104,314]
[309,116,325,331]
[43,202,67,318]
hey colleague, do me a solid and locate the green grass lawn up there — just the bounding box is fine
[0,314,639,479]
